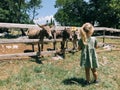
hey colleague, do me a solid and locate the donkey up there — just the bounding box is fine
[61,28,73,50]
[52,27,73,51]
[52,27,80,52]
[26,24,53,51]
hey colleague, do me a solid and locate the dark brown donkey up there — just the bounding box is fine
[52,28,73,57]
[52,27,80,55]
[26,24,53,51]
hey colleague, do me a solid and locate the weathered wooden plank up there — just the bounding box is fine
[0,36,119,44]
[94,27,120,32]
[95,36,120,39]
[50,26,120,32]
[0,52,38,59]
[0,23,120,32]
[44,39,62,42]
[0,39,62,44]
[0,39,39,44]
[0,23,40,29]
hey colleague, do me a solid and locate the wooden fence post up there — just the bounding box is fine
[103,30,105,44]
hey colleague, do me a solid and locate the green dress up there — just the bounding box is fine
[78,37,99,68]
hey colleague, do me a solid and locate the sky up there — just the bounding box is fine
[33,0,89,25]
[33,0,57,25]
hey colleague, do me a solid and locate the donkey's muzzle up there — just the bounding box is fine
[69,38,73,41]
[49,36,52,39]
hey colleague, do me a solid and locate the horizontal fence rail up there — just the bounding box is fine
[0,39,62,44]
[0,23,120,32]
[0,23,40,29]
[95,36,120,39]
[94,27,120,32]
[0,39,39,44]
[0,52,38,59]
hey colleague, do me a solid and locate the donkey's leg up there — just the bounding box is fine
[61,40,65,50]
[41,41,44,51]
[32,44,34,52]
[72,39,78,51]
[53,41,56,50]
[38,43,41,53]
[60,40,66,58]
[72,40,75,50]
[65,39,69,49]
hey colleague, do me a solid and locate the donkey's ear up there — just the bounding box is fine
[37,24,47,28]
[37,24,44,28]
[37,24,41,27]
[49,24,54,28]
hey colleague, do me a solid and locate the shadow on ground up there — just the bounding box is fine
[24,49,42,64]
[62,77,86,87]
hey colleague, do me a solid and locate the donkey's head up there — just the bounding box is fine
[71,28,80,40]
[38,24,53,39]
[62,27,73,41]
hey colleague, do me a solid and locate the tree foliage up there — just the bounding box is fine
[54,0,87,26]
[54,0,120,28]
[28,0,42,21]
[0,0,42,24]
[89,0,120,28]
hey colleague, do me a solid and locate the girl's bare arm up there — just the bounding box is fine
[95,45,98,49]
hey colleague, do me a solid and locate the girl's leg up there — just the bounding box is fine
[85,67,90,82]
[91,68,98,81]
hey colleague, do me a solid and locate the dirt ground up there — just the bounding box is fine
[0,42,59,62]
[0,44,31,54]
[0,43,55,54]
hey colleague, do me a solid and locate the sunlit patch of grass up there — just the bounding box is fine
[0,78,10,86]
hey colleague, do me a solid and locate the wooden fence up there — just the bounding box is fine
[0,23,120,59]
[0,39,62,59]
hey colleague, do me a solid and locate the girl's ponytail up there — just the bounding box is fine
[80,27,87,45]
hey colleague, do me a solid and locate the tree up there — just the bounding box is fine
[89,0,120,28]
[54,0,87,26]
[107,0,120,28]
[54,0,120,28]
[45,18,55,26]
[28,0,42,22]
[0,0,42,35]
[0,0,42,24]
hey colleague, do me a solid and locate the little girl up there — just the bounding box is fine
[78,23,99,85]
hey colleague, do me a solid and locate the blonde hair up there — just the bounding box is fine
[80,23,94,45]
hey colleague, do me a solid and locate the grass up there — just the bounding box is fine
[0,38,120,90]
